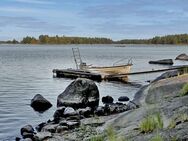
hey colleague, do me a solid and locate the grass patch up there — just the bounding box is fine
[89,126,129,141]
[139,113,163,133]
[168,113,188,129]
[180,113,188,122]
[168,119,176,129]
[150,133,164,141]
[89,135,105,141]
[180,83,188,96]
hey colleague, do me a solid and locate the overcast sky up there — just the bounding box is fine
[0,0,188,40]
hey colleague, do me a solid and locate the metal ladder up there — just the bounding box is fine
[72,48,82,69]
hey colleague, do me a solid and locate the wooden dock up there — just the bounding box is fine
[104,65,188,81]
[53,69,102,82]
[53,65,188,82]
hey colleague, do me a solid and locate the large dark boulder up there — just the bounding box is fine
[175,53,188,61]
[149,59,173,65]
[57,78,99,109]
[31,94,52,112]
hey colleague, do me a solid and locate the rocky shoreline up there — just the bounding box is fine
[17,70,188,141]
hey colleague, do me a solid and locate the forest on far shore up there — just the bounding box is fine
[1,34,188,45]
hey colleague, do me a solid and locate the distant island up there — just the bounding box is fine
[0,34,188,45]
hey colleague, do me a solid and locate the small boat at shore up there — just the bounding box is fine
[72,48,133,81]
[81,63,132,75]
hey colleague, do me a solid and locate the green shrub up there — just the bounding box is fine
[150,134,164,141]
[106,126,116,141]
[139,113,163,133]
[180,83,188,96]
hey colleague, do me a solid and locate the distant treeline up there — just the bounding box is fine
[1,35,113,44]
[117,34,188,44]
[1,34,188,44]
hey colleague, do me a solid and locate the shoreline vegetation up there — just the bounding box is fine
[1,34,188,45]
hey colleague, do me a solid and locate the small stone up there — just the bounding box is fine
[94,106,105,116]
[53,106,66,121]
[66,115,80,121]
[102,95,114,104]
[56,126,68,133]
[22,132,34,139]
[36,122,46,132]
[24,138,32,141]
[77,107,92,118]
[34,132,52,140]
[41,124,58,133]
[118,96,130,102]
[20,125,34,136]
[63,107,78,117]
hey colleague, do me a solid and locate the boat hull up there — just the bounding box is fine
[88,64,132,75]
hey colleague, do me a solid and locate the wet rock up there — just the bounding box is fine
[23,138,32,141]
[57,78,99,109]
[63,107,78,117]
[66,121,80,129]
[36,122,46,132]
[31,94,52,112]
[15,137,21,141]
[53,106,66,121]
[34,132,52,140]
[77,107,92,118]
[56,126,68,133]
[104,104,128,115]
[149,59,173,65]
[41,124,58,133]
[22,132,34,139]
[59,121,80,129]
[20,125,34,139]
[102,95,114,104]
[118,96,130,102]
[66,115,80,121]
[94,106,105,116]
[175,53,188,61]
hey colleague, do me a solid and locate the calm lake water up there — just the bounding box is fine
[0,44,187,140]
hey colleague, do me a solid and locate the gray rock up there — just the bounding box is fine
[66,115,80,121]
[31,94,52,112]
[34,132,52,140]
[53,106,66,121]
[59,120,80,129]
[102,95,114,104]
[66,121,80,129]
[41,124,58,133]
[22,132,33,139]
[23,138,32,141]
[94,106,105,116]
[56,125,68,133]
[57,78,99,109]
[104,103,128,115]
[63,107,78,117]
[175,53,188,61]
[77,107,92,118]
[36,122,46,132]
[118,96,130,102]
[20,125,34,137]
[152,70,179,83]
[149,59,173,65]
